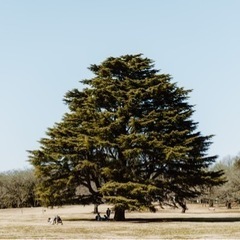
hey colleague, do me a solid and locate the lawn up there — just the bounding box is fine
[0,204,240,239]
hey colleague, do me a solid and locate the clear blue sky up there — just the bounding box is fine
[0,0,240,171]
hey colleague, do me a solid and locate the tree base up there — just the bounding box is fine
[114,208,125,221]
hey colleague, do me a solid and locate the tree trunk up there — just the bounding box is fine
[93,204,99,214]
[209,199,214,208]
[181,203,187,213]
[114,207,125,221]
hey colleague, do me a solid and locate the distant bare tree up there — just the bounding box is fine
[209,155,240,206]
[0,169,37,208]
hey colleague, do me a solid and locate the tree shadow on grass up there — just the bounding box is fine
[65,217,240,223]
[126,217,240,223]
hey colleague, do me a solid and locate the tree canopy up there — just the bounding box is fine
[29,54,225,220]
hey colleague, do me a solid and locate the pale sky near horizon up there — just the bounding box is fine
[0,0,240,171]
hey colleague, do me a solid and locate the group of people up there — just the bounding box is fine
[48,207,111,224]
[95,207,111,221]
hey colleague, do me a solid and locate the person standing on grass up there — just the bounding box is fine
[106,208,111,219]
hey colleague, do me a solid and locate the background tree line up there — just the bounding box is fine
[207,155,240,207]
[0,169,38,208]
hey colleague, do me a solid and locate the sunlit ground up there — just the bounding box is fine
[0,204,240,239]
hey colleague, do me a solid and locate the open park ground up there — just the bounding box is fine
[1,204,240,239]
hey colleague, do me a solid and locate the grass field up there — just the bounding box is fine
[1,204,240,239]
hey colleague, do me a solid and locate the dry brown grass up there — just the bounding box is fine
[1,204,240,239]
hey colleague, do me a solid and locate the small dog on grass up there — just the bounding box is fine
[48,215,63,225]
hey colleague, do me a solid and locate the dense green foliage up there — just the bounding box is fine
[29,54,224,220]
